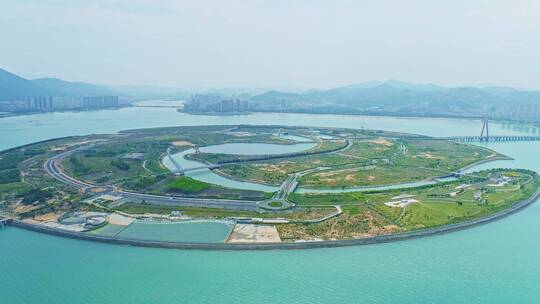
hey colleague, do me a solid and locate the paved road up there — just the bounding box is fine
[273,174,298,201]
[117,191,260,211]
[44,148,94,189]
[44,139,352,212]
[43,146,262,211]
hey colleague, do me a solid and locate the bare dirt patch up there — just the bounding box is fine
[345,174,356,182]
[255,163,288,174]
[12,204,36,214]
[227,224,281,243]
[277,208,403,241]
[173,141,192,147]
[107,213,135,226]
[369,138,394,146]
[226,131,255,137]
[89,187,109,193]
[417,152,442,159]
[34,212,62,222]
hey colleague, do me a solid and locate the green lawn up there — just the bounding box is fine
[293,169,539,234]
[268,201,284,207]
[166,177,211,193]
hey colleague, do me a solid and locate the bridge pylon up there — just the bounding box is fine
[480,118,490,142]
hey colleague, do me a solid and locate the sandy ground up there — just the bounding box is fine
[227,224,282,243]
[369,138,394,146]
[90,194,123,202]
[226,131,255,137]
[255,163,288,174]
[22,218,85,232]
[417,152,442,159]
[12,204,36,213]
[107,213,135,226]
[34,212,62,222]
[173,141,192,147]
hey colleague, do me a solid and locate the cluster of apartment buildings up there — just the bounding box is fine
[184,94,250,113]
[493,104,540,122]
[0,96,120,112]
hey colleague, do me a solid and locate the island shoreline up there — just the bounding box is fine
[6,187,540,251]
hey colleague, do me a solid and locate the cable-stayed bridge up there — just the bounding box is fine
[442,119,540,143]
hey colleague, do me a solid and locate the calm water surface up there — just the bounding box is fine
[199,142,316,155]
[162,141,315,191]
[116,220,234,243]
[1,108,540,303]
[163,149,278,191]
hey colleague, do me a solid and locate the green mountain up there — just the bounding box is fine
[31,78,113,96]
[0,69,61,101]
[250,80,540,109]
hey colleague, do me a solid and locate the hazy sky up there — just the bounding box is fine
[1,0,540,89]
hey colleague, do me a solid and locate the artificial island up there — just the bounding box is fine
[1,125,539,249]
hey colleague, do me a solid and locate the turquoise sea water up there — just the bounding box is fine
[1,107,537,151]
[2,108,540,303]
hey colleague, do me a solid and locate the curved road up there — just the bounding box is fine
[45,139,352,211]
[43,146,263,211]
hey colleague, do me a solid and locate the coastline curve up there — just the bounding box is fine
[6,187,540,251]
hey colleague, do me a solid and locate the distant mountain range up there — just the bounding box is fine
[0,68,112,101]
[2,67,540,120]
[251,80,540,108]
[0,69,62,100]
[0,68,189,101]
[31,78,114,97]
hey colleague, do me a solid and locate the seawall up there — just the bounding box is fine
[7,187,540,251]
[0,136,78,155]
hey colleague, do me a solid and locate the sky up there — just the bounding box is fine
[1,0,540,90]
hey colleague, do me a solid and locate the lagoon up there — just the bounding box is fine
[162,141,316,191]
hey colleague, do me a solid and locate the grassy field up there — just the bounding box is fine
[298,138,495,188]
[218,154,367,185]
[268,201,284,207]
[115,202,331,220]
[213,136,497,189]
[0,182,31,200]
[116,203,261,218]
[166,177,211,193]
[277,205,401,241]
[281,169,539,240]
[56,126,497,191]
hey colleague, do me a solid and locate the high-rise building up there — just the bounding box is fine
[82,96,119,108]
[184,94,250,113]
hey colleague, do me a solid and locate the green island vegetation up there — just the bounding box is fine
[279,169,539,240]
[268,201,284,208]
[1,125,538,244]
[166,177,211,193]
[114,202,331,220]
[216,136,497,188]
